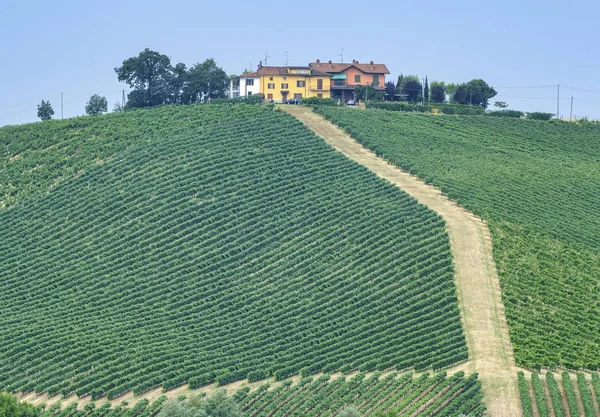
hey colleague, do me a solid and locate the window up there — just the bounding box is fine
[246,79,254,86]
[372,75,380,86]
[354,74,361,83]
[281,83,289,89]
[317,93,323,98]
[231,79,240,89]
[269,77,273,81]
[283,76,287,80]
[233,92,240,98]
[267,93,273,100]
[247,92,252,96]
[294,93,302,99]
[317,79,323,89]
[297,80,306,87]
[268,83,275,89]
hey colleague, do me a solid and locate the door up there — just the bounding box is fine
[281,92,288,103]
[317,79,323,90]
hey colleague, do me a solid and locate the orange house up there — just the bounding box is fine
[309,59,390,102]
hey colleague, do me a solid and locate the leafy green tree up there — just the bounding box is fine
[115,48,173,108]
[85,94,108,116]
[355,85,384,102]
[0,393,39,417]
[399,75,422,103]
[463,79,497,107]
[430,81,446,103]
[424,77,429,103]
[157,399,206,417]
[494,101,508,109]
[37,100,54,121]
[396,74,403,90]
[198,390,240,417]
[186,59,229,102]
[169,63,189,104]
[338,405,360,417]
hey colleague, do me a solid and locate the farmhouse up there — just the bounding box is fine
[231,64,332,102]
[309,59,390,102]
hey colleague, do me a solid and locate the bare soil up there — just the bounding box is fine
[280,105,521,416]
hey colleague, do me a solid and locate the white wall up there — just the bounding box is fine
[240,77,260,96]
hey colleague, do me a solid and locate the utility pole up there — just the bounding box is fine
[557,84,560,119]
[339,48,344,63]
[264,51,270,66]
[284,51,288,66]
[422,78,425,106]
[570,96,574,121]
[122,89,125,108]
[61,92,63,119]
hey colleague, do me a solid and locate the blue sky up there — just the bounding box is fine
[2,0,599,126]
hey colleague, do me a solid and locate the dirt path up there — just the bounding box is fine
[281,105,520,416]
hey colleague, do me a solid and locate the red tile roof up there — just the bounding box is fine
[309,61,390,75]
[236,66,332,78]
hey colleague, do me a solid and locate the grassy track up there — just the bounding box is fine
[282,106,519,416]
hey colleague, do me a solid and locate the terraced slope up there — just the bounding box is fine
[0,104,467,400]
[315,107,600,370]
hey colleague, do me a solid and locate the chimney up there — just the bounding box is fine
[316,59,320,63]
[328,60,332,64]
[370,60,374,65]
[352,59,357,64]
[258,61,262,69]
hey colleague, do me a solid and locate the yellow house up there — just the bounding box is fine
[257,65,331,102]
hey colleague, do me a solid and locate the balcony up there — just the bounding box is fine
[330,82,384,90]
[310,86,329,91]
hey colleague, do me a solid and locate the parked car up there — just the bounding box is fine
[346,99,356,106]
[285,98,301,105]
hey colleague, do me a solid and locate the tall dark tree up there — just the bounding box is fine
[430,81,446,103]
[452,85,468,104]
[400,75,422,103]
[186,59,229,102]
[397,74,403,89]
[37,100,54,121]
[169,63,189,104]
[424,77,429,104]
[115,48,173,108]
[385,81,396,101]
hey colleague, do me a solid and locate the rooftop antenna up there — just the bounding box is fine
[284,51,288,66]
[264,51,270,66]
[338,48,344,63]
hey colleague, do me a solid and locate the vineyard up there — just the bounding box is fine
[31,372,485,417]
[314,106,600,371]
[518,371,600,416]
[0,104,468,400]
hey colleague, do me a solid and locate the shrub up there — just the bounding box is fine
[527,112,554,121]
[302,97,338,106]
[486,110,524,118]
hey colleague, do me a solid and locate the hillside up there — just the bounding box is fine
[0,104,468,400]
[315,107,600,370]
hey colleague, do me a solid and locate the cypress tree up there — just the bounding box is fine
[424,77,429,104]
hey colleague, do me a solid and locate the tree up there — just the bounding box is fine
[494,101,509,109]
[113,101,124,113]
[463,79,497,107]
[37,100,54,121]
[186,59,229,103]
[396,74,403,90]
[385,81,396,101]
[198,390,240,417]
[424,77,429,104]
[355,85,384,102]
[399,75,422,103]
[115,48,173,108]
[169,63,189,104]
[452,85,467,104]
[157,400,206,417]
[85,94,108,116]
[338,405,360,417]
[0,393,39,417]
[430,81,446,103]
